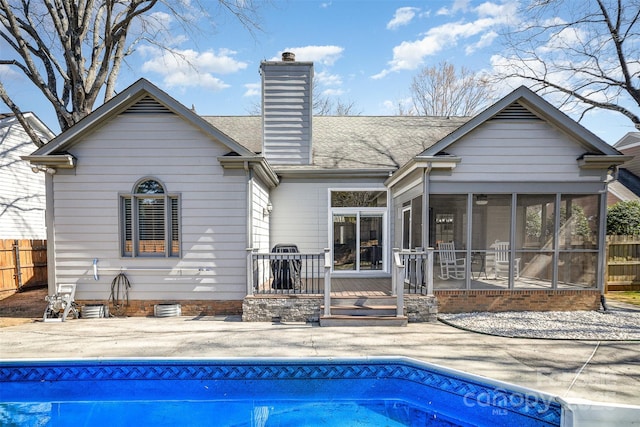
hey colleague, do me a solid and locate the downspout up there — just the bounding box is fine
[245,161,253,249]
[245,162,254,297]
[45,173,55,296]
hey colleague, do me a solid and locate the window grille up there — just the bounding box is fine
[121,178,180,257]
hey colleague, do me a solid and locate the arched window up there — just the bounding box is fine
[120,178,180,257]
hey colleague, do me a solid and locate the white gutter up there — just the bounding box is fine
[385,156,460,187]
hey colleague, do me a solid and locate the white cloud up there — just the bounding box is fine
[275,45,344,66]
[243,82,260,97]
[437,0,470,16]
[322,88,344,97]
[538,26,586,53]
[387,7,420,30]
[315,70,342,87]
[149,11,173,28]
[139,46,248,90]
[465,30,498,54]
[0,64,22,80]
[374,1,518,79]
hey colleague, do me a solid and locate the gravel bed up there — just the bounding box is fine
[438,309,640,340]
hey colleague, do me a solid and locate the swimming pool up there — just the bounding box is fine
[0,357,561,426]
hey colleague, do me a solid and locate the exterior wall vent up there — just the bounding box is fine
[122,95,174,115]
[154,303,182,317]
[81,304,109,318]
[491,103,541,121]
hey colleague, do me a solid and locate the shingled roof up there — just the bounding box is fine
[203,115,469,170]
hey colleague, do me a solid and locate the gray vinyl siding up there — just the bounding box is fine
[261,63,313,165]
[0,121,46,239]
[251,177,270,251]
[432,121,597,184]
[391,180,423,250]
[270,179,385,253]
[53,113,248,301]
[620,144,640,177]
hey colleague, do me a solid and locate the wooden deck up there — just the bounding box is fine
[331,277,392,296]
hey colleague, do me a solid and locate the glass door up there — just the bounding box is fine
[359,214,383,271]
[332,212,384,272]
[333,214,357,271]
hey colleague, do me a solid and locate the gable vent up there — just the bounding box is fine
[122,95,174,115]
[490,103,541,121]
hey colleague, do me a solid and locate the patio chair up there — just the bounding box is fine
[492,241,520,279]
[43,283,79,322]
[437,242,466,280]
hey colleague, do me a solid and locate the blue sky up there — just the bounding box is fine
[2,0,637,144]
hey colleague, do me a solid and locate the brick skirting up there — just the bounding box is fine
[75,300,243,317]
[77,290,600,318]
[434,289,601,313]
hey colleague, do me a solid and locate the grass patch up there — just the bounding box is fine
[606,291,640,306]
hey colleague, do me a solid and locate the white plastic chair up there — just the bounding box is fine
[43,283,79,322]
[492,241,520,279]
[437,242,466,280]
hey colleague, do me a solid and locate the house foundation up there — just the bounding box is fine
[435,290,601,313]
[242,294,439,323]
[75,300,243,317]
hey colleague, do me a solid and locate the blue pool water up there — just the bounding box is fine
[0,358,562,426]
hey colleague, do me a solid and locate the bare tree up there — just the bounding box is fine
[495,0,640,128]
[313,94,361,116]
[0,0,266,146]
[404,61,495,117]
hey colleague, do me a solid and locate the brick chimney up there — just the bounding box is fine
[260,52,313,165]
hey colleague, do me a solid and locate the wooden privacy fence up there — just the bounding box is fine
[606,235,640,291]
[0,239,47,294]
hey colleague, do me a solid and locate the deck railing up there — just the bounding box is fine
[247,248,331,296]
[394,248,434,296]
[247,248,432,319]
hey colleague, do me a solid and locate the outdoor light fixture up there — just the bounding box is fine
[475,194,488,205]
[31,165,56,174]
[263,201,273,216]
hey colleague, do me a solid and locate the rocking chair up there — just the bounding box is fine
[437,242,466,280]
[492,241,520,279]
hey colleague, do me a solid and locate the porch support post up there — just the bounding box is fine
[323,248,331,317]
[393,248,404,317]
[597,191,608,293]
[422,169,429,251]
[552,193,561,289]
[246,248,255,296]
[426,248,434,296]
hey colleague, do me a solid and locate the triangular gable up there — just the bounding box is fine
[0,112,55,140]
[30,78,255,157]
[420,86,622,158]
[614,132,640,149]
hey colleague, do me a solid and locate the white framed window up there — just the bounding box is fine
[120,178,180,257]
[329,189,388,274]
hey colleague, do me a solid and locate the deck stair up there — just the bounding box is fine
[320,296,407,327]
